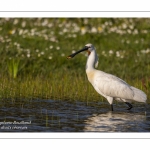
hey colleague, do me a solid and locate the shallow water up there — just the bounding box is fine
[0,99,150,132]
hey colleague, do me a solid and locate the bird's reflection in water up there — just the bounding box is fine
[84,111,147,132]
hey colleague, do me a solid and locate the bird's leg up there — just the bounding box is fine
[107,97,114,111]
[125,102,133,110]
[110,104,113,111]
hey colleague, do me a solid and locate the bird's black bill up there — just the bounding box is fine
[67,46,88,59]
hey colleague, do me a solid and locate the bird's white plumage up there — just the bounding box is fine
[68,43,147,110]
[130,86,147,102]
[93,71,134,100]
[84,43,147,106]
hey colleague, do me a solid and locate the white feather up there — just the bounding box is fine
[93,71,134,100]
[131,86,147,103]
[85,43,147,106]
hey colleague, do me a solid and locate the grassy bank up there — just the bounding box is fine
[0,72,149,106]
[0,18,149,103]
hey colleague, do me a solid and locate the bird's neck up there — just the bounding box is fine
[86,50,97,72]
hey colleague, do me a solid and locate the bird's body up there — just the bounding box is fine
[67,43,147,111]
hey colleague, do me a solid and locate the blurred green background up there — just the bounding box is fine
[0,18,150,77]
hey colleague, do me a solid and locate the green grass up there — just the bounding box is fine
[0,18,149,104]
[7,58,20,79]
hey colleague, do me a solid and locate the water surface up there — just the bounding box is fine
[0,99,149,132]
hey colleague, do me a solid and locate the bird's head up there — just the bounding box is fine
[85,43,95,55]
[67,43,98,68]
[67,43,95,59]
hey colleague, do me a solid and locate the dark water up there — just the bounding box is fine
[0,99,150,132]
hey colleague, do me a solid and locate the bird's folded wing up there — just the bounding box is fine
[94,74,134,100]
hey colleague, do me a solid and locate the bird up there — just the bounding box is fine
[67,43,147,111]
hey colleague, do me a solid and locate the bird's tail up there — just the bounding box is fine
[131,86,147,103]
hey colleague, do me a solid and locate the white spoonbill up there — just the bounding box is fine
[67,43,147,111]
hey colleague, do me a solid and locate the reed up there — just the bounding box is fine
[7,59,21,79]
[0,72,149,105]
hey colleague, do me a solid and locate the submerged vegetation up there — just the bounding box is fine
[0,18,149,104]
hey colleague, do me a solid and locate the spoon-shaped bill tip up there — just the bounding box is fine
[67,56,72,59]
[67,53,77,59]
